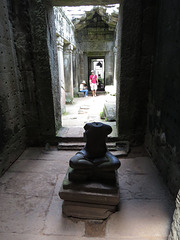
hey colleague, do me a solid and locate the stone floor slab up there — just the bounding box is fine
[43,196,85,236]
[119,157,159,175]
[0,233,107,240]
[106,199,174,239]
[0,194,51,234]
[19,147,76,162]
[0,147,175,239]
[18,147,44,160]
[118,173,172,200]
[0,171,57,197]
[8,158,68,175]
[118,157,174,201]
[53,173,66,196]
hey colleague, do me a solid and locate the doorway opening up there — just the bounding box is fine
[53,4,120,138]
[88,57,105,91]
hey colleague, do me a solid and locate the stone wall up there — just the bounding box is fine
[145,0,180,198]
[168,190,180,240]
[0,0,35,175]
[46,3,61,131]
[116,0,155,145]
[0,0,58,176]
[28,0,58,139]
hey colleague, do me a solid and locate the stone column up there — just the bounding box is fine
[72,50,78,94]
[113,47,117,89]
[105,51,114,86]
[64,44,74,103]
[57,36,66,114]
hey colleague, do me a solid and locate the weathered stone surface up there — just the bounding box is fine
[85,220,106,237]
[104,102,116,121]
[0,0,28,176]
[59,185,120,205]
[0,147,175,239]
[62,201,117,219]
[0,193,50,234]
[62,168,118,193]
[43,196,85,236]
[107,199,174,238]
[168,190,180,240]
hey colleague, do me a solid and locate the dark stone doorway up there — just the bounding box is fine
[88,56,105,91]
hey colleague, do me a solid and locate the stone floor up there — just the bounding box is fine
[57,94,117,139]
[0,146,175,240]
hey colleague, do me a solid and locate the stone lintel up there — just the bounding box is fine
[51,0,121,7]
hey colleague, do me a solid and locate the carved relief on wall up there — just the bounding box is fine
[54,7,76,47]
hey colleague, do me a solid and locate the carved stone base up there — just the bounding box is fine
[59,169,120,219]
[62,201,118,220]
[68,167,117,184]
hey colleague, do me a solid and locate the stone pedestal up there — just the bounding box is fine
[59,122,121,220]
[59,168,120,220]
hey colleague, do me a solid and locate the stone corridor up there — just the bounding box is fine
[0,0,180,239]
[0,145,175,240]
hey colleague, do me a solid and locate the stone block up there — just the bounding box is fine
[59,185,120,206]
[62,168,119,193]
[78,92,85,97]
[68,167,117,185]
[103,102,116,121]
[62,201,117,220]
[59,168,120,208]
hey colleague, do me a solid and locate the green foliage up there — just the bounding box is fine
[63,112,69,116]
[65,97,73,104]
[100,111,105,119]
[74,93,79,98]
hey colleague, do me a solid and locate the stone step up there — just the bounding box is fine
[57,135,120,143]
[57,141,129,157]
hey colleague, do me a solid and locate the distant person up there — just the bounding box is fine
[89,70,98,97]
[80,80,88,97]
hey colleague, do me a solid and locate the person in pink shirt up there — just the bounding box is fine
[89,70,98,97]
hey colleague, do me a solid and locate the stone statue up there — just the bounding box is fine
[60,122,121,219]
[69,122,121,182]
